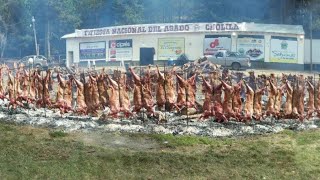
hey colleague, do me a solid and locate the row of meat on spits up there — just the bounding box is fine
[0,63,317,123]
[200,70,314,123]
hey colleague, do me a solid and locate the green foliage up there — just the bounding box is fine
[49,131,68,138]
[112,0,144,25]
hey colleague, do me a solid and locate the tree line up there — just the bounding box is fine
[0,0,318,59]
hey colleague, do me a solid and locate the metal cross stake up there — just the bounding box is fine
[115,68,122,121]
[185,70,189,127]
[139,66,145,123]
[28,65,31,115]
[163,63,167,123]
[41,72,46,118]
[12,70,15,113]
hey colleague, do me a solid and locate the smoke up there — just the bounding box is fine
[2,0,319,59]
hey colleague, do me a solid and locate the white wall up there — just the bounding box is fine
[65,32,306,67]
[304,39,320,64]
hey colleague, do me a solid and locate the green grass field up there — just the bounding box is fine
[0,122,320,179]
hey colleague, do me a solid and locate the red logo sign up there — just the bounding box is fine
[110,41,116,48]
[210,39,219,48]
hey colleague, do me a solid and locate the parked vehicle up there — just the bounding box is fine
[19,55,49,70]
[48,58,66,68]
[205,50,251,70]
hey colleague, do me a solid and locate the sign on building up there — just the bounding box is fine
[203,35,231,55]
[108,39,133,61]
[237,36,265,61]
[79,41,106,61]
[157,37,185,60]
[79,23,243,37]
[270,37,298,63]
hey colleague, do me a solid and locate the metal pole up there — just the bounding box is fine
[42,73,46,117]
[117,68,122,121]
[163,63,167,122]
[310,11,313,72]
[32,16,39,56]
[28,66,30,114]
[13,72,15,111]
[314,73,316,120]
[139,66,144,123]
[185,71,189,127]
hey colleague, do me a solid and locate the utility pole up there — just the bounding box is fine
[310,10,313,72]
[32,16,39,56]
[178,0,182,22]
[47,21,51,59]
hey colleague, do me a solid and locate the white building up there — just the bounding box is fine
[62,22,305,70]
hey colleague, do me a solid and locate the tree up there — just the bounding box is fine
[0,0,28,58]
[112,0,144,25]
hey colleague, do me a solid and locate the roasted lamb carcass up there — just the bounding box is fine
[7,71,23,109]
[253,84,265,121]
[243,80,254,122]
[52,73,73,114]
[306,80,315,119]
[155,65,166,110]
[176,73,197,110]
[88,74,100,117]
[220,78,236,119]
[213,101,228,123]
[0,65,8,99]
[97,68,109,108]
[265,78,277,117]
[72,76,87,115]
[129,67,143,113]
[232,80,243,121]
[199,76,214,120]
[164,67,180,111]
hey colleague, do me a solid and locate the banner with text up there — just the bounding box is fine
[108,39,133,61]
[77,23,243,37]
[79,42,106,61]
[203,37,231,55]
[158,38,185,60]
[237,37,265,61]
[270,38,298,63]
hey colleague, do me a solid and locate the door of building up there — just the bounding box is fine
[67,51,74,67]
[140,48,154,66]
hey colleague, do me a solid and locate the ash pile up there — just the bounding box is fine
[0,104,318,137]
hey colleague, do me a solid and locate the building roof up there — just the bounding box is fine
[61,22,304,39]
[244,23,304,34]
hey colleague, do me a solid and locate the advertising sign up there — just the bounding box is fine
[203,37,231,55]
[270,38,298,63]
[237,37,265,61]
[108,39,133,61]
[80,22,243,37]
[158,38,185,60]
[79,41,106,61]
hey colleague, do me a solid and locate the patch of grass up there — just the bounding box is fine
[0,122,15,132]
[49,131,68,138]
[149,134,233,148]
[1,123,320,179]
[296,130,320,145]
[281,129,297,137]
